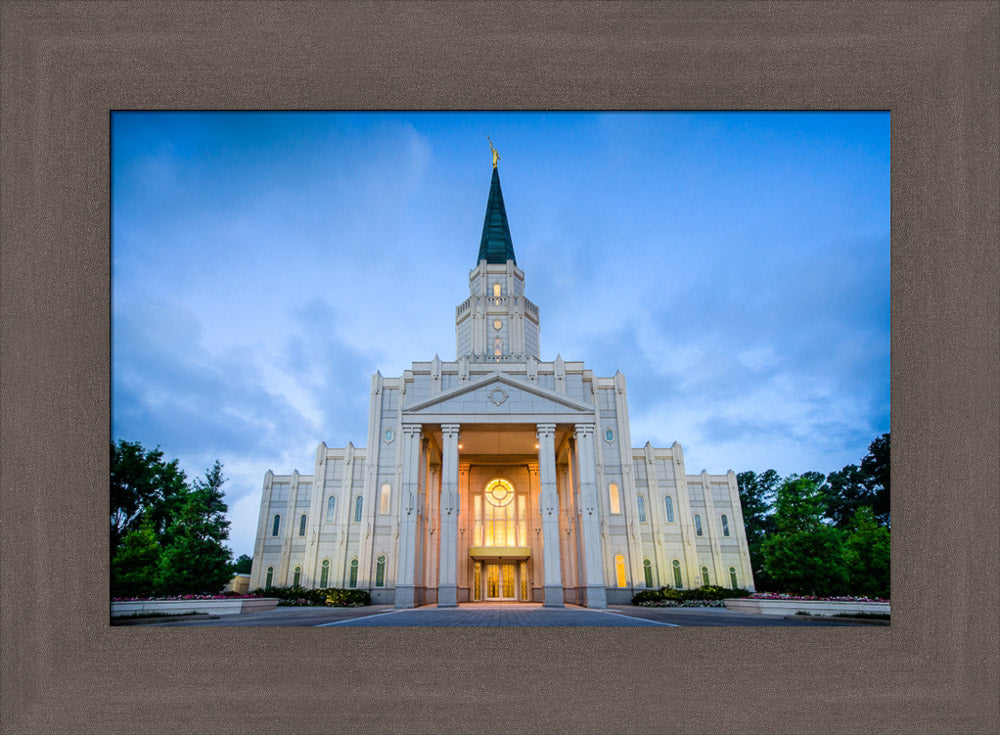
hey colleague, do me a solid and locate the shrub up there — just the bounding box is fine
[251,585,371,607]
[630,585,750,606]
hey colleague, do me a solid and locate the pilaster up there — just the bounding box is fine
[394,424,422,608]
[438,423,461,607]
[537,423,564,606]
[575,423,607,608]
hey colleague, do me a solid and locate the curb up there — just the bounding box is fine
[111,614,220,626]
[784,614,890,626]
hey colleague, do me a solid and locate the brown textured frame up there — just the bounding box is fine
[1,2,997,733]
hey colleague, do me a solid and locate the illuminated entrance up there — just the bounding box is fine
[469,477,532,602]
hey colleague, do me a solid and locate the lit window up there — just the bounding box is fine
[722,514,730,536]
[320,559,330,587]
[375,554,386,587]
[380,483,391,514]
[271,514,280,537]
[494,337,501,356]
[326,496,336,522]
[664,496,674,523]
[615,554,627,588]
[729,566,738,589]
[701,566,710,586]
[293,566,302,587]
[354,496,363,522]
[299,514,307,536]
[672,559,683,588]
[265,566,273,589]
[493,283,501,298]
[349,559,358,588]
[483,478,517,547]
[695,514,703,536]
[493,319,502,330]
[643,559,653,588]
[608,483,621,514]
[637,495,647,522]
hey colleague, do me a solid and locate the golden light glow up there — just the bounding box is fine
[615,554,627,588]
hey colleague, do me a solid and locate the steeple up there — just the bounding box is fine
[477,154,517,265]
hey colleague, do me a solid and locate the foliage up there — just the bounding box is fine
[736,469,780,589]
[110,517,161,598]
[110,440,187,554]
[860,433,890,526]
[156,461,233,595]
[631,585,751,606]
[761,474,848,596]
[232,554,253,574]
[822,433,890,528]
[842,506,890,599]
[251,585,371,607]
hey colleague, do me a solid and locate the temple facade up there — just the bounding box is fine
[249,160,755,607]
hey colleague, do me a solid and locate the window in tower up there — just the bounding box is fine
[664,496,675,522]
[271,514,280,537]
[493,283,501,298]
[298,514,307,536]
[494,337,501,356]
[637,495,647,522]
[493,319,502,330]
[326,495,336,522]
[608,483,621,514]
[694,514,703,536]
[721,514,730,536]
[354,496,363,522]
[379,483,391,514]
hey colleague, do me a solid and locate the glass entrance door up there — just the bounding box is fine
[484,562,516,600]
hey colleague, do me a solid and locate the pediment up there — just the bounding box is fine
[403,372,593,419]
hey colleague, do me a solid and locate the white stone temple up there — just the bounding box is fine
[249,156,755,607]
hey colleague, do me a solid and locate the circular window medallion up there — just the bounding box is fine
[383,428,395,443]
[493,319,502,330]
[485,478,515,507]
[604,428,615,442]
[487,388,508,406]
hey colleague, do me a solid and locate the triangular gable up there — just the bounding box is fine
[403,372,593,418]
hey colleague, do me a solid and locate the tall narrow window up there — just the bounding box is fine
[265,566,273,589]
[375,554,386,587]
[320,559,330,587]
[349,559,358,588]
[694,514,703,536]
[643,559,653,588]
[672,559,683,588]
[493,283,501,298]
[380,483,391,514]
[637,495,647,522]
[721,514,730,536]
[608,483,621,514]
[354,496,363,522]
[326,496,336,522]
[271,514,281,537]
[615,554,627,588]
[293,566,302,587]
[729,566,738,589]
[664,496,675,523]
[701,566,710,586]
[299,514,307,536]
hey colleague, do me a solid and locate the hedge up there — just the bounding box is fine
[250,585,372,607]
[631,585,752,606]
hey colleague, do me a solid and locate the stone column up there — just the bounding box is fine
[394,424,422,608]
[575,423,607,608]
[438,423,461,607]
[537,423,564,607]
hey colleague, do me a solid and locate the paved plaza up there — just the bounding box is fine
[144,602,865,627]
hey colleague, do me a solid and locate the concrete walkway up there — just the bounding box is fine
[319,602,677,627]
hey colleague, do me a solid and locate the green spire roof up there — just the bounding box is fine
[477,166,516,265]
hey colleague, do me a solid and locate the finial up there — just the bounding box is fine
[487,136,500,168]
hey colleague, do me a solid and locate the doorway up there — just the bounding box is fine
[473,560,530,601]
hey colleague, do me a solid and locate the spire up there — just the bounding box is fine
[477,148,516,265]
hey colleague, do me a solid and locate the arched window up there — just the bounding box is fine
[379,483,391,514]
[672,559,683,588]
[729,566,738,589]
[608,483,621,514]
[354,496,363,522]
[326,496,336,522]
[664,496,675,523]
[701,566,710,586]
[349,559,358,588]
[375,554,386,587]
[721,514,730,536]
[694,514,703,536]
[293,566,302,587]
[265,566,273,589]
[637,495,647,522]
[478,478,522,547]
[643,559,653,588]
[299,514,307,536]
[493,282,501,298]
[271,514,281,537]
[614,554,627,588]
[320,559,330,588]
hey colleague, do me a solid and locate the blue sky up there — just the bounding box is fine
[111,111,890,559]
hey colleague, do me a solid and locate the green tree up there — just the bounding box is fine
[110,516,161,598]
[843,506,890,598]
[861,432,890,526]
[110,440,188,554]
[233,554,253,574]
[157,461,234,595]
[821,463,874,528]
[736,469,780,590]
[761,474,847,596]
